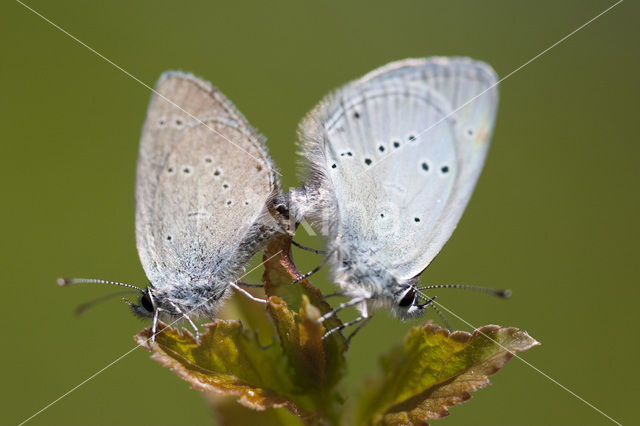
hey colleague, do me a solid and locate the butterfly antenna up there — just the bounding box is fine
[57,277,144,292]
[75,290,139,316]
[417,284,511,299]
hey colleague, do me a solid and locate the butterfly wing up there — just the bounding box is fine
[298,57,498,281]
[136,72,280,291]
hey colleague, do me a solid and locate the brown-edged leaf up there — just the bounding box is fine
[135,321,302,415]
[134,234,348,424]
[206,394,304,426]
[262,235,346,357]
[262,234,340,323]
[358,322,540,425]
[262,235,348,423]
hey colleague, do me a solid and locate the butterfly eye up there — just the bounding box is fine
[275,203,289,219]
[140,292,154,313]
[398,288,416,307]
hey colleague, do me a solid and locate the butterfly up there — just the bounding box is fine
[60,71,289,339]
[287,57,507,335]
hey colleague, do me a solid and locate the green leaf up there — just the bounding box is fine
[135,320,302,414]
[206,390,304,426]
[262,234,341,323]
[262,235,348,392]
[358,322,540,425]
[134,235,537,425]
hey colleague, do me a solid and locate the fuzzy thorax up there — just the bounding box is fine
[330,246,425,320]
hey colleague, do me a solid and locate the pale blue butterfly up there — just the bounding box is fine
[288,57,509,336]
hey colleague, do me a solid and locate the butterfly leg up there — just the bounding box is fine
[316,296,367,323]
[236,282,264,288]
[292,262,324,284]
[322,315,371,342]
[230,281,268,304]
[291,239,326,255]
[150,307,160,344]
[292,248,336,284]
[168,301,200,342]
[346,316,372,344]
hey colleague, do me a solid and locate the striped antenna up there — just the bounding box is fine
[57,277,143,292]
[417,284,511,299]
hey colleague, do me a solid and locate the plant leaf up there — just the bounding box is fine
[262,234,347,423]
[135,320,303,415]
[134,235,535,425]
[134,236,348,424]
[206,394,304,426]
[358,322,540,425]
[262,234,347,389]
[262,234,339,321]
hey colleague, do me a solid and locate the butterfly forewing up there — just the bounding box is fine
[362,58,499,278]
[321,83,456,258]
[136,72,278,289]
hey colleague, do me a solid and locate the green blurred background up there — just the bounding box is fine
[2,0,638,424]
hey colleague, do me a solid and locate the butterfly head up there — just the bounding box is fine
[391,284,436,320]
[129,287,157,318]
